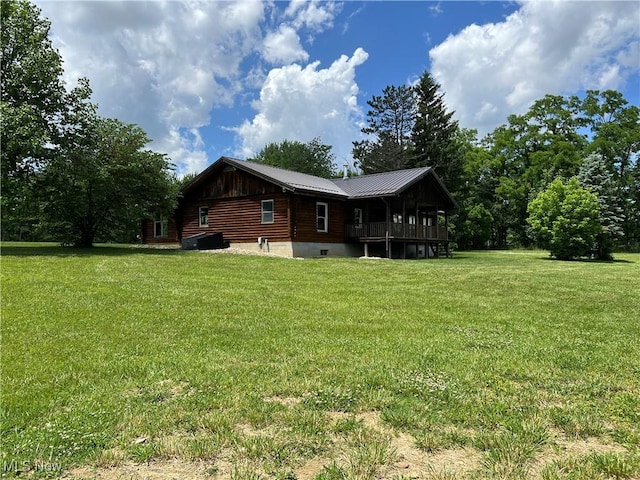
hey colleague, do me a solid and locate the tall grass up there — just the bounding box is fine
[1,244,639,478]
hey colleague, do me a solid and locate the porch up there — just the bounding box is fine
[345,222,448,241]
[345,221,451,259]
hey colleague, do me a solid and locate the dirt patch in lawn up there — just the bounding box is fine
[66,459,214,479]
[63,410,632,480]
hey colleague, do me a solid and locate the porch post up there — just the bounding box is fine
[445,211,450,258]
[445,211,449,240]
[384,198,390,258]
[364,242,369,258]
[402,198,406,238]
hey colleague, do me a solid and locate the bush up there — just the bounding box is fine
[527,177,602,260]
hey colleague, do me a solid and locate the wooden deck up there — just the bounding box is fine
[346,222,448,241]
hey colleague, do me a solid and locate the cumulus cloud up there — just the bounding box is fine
[234,48,369,164]
[429,0,640,136]
[37,1,266,174]
[263,25,309,65]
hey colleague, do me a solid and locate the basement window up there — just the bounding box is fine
[320,249,328,256]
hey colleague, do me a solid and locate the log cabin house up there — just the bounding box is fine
[142,156,456,258]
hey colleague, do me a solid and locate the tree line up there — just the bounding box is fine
[1,0,176,247]
[3,0,639,256]
[251,73,639,259]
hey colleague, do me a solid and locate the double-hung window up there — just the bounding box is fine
[154,214,168,238]
[199,206,209,227]
[316,202,328,233]
[261,199,274,224]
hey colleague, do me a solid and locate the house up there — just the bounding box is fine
[142,156,456,258]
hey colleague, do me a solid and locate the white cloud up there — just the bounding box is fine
[429,0,640,137]
[285,0,340,32]
[37,0,267,175]
[234,48,369,164]
[262,25,309,65]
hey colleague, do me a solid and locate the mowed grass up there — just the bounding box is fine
[1,243,639,479]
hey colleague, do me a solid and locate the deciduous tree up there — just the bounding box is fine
[1,0,66,238]
[39,87,175,247]
[250,137,336,178]
[527,177,601,260]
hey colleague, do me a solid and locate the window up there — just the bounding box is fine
[199,206,209,227]
[261,199,274,224]
[354,208,363,227]
[316,202,328,233]
[154,214,168,238]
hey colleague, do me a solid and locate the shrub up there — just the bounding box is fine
[527,177,602,260]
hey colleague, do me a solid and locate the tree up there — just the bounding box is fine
[527,177,602,260]
[1,0,66,238]
[352,84,415,173]
[250,137,335,178]
[581,90,640,248]
[39,87,176,247]
[410,71,461,191]
[577,153,624,260]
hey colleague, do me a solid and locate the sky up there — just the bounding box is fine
[36,0,640,176]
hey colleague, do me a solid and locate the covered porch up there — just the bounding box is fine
[345,197,453,259]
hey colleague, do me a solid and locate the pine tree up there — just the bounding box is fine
[410,71,461,191]
[352,84,414,173]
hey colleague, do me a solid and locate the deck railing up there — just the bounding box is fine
[346,222,448,240]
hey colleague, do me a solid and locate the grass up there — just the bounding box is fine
[1,243,639,479]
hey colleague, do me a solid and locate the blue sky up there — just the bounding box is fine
[37,1,640,175]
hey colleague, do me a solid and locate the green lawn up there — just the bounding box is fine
[1,244,639,479]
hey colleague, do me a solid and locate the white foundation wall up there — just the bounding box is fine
[231,241,294,257]
[229,241,363,258]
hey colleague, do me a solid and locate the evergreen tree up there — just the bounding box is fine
[352,84,414,173]
[577,153,624,260]
[410,71,461,191]
[581,90,640,248]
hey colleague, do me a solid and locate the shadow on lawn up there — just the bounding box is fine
[540,255,635,264]
[0,244,185,258]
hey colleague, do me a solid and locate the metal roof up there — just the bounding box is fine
[182,157,455,208]
[224,158,346,197]
[331,166,433,198]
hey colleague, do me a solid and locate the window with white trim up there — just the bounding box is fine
[261,199,274,224]
[199,206,209,227]
[154,214,168,238]
[316,202,328,233]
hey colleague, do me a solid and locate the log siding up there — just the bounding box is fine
[141,217,179,244]
[182,193,291,243]
[291,196,345,243]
